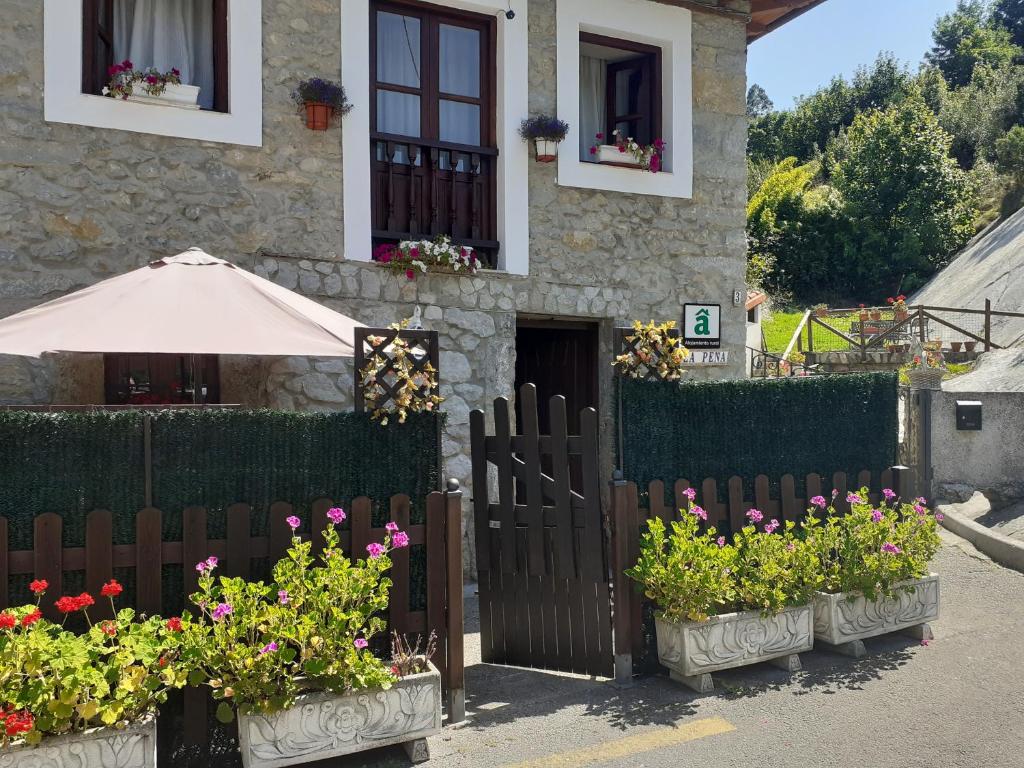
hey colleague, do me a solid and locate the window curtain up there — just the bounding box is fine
[579,55,607,162]
[113,0,215,110]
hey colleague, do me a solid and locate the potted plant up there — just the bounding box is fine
[803,489,941,657]
[964,340,978,352]
[950,341,963,352]
[888,295,909,321]
[179,513,441,768]
[292,78,353,131]
[905,348,945,389]
[858,304,869,322]
[589,130,666,173]
[360,320,444,425]
[104,60,200,109]
[0,580,186,766]
[373,234,481,280]
[519,115,570,162]
[870,307,882,321]
[813,303,828,318]
[627,501,819,693]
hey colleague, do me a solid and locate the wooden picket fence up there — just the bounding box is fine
[608,466,913,681]
[0,486,466,740]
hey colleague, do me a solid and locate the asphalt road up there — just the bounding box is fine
[336,530,1024,768]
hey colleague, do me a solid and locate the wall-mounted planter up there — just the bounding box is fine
[906,368,944,390]
[655,604,813,693]
[813,574,939,657]
[595,144,642,168]
[2,715,156,768]
[304,102,333,131]
[534,139,558,163]
[237,665,442,768]
[128,83,201,110]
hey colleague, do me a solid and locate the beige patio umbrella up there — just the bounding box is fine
[0,248,364,358]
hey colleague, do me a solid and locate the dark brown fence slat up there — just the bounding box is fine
[351,497,372,562]
[469,409,491,573]
[579,408,604,582]
[310,498,332,558]
[806,473,823,507]
[880,468,894,496]
[702,478,726,531]
[493,397,517,574]
[857,470,872,493]
[225,504,251,580]
[833,472,850,514]
[519,385,546,576]
[754,476,779,524]
[86,509,114,620]
[35,514,62,621]
[626,481,644,662]
[0,518,7,609]
[181,506,207,749]
[549,396,575,579]
[136,508,162,616]
[673,479,690,519]
[727,476,746,533]
[389,494,411,633]
[648,480,667,524]
[268,502,293,564]
[780,475,800,521]
[425,492,447,682]
[443,483,465,723]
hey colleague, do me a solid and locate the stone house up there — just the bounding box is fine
[0,0,821,564]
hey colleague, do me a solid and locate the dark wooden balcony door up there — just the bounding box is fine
[370,0,499,265]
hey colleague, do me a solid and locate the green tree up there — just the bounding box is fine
[746,84,774,118]
[928,1,1021,87]
[993,0,1024,47]
[830,100,977,293]
[936,62,1024,168]
[995,124,1024,180]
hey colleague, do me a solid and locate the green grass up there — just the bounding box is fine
[761,310,805,354]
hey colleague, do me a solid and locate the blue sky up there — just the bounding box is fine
[748,0,961,109]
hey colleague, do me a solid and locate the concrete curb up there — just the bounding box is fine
[938,496,1024,573]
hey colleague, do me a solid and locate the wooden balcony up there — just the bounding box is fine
[371,133,499,268]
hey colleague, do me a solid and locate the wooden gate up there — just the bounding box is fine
[469,384,612,677]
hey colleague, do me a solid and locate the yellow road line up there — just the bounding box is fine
[502,717,736,768]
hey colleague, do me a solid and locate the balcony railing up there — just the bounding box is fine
[371,133,499,268]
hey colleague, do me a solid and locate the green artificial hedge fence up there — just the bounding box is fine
[0,409,442,611]
[618,373,898,500]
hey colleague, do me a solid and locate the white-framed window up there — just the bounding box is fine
[44,0,263,146]
[342,0,530,275]
[557,0,693,198]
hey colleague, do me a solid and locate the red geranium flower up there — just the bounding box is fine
[21,609,41,628]
[0,613,16,630]
[158,656,168,668]
[100,579,123,598]
[29,580,48,595]
[166,617,183,632]
[100,620,117,637]
[3,709,33,738]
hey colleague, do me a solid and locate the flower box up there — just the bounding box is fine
[655,604,813,692]
[595,144,642,168]
[906,367,944,390]
[237,665,442,768]
[128,83,201,109]
[2,715,156,768]
[813,574,939,654]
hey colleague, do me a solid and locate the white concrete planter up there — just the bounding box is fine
[655,604,813,692]
[596,144,642,167]
[128,83,201,110]
[534,139,558,163]
[237,665,442,768]
[0,715,156,768]
[813,574,939,656]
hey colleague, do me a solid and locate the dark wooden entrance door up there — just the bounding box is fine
[514,321,599,493]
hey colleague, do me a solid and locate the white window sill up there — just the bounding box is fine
[43,0,262,147]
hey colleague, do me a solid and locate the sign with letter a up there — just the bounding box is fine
[683,304,721,349]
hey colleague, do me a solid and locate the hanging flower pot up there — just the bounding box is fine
[518,115,569,164]
[534,138,558,163]
[293,78,352,131]
[305,102,332,131]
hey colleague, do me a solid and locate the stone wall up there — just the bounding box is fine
[0,0,750,569]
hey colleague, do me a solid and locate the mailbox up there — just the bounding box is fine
[956,400,982,431]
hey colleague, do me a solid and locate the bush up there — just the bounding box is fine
[179,511,406,721]
[801,488,942,599]
[626,496,822,623]
[0,582,186,746]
